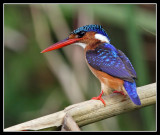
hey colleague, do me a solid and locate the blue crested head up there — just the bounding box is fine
[71,24,110,42]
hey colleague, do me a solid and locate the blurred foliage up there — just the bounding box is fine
[4,4,156,131]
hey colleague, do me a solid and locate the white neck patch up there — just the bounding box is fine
[95,33,110,43]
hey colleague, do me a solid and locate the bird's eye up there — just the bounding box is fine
[77,31,86,38]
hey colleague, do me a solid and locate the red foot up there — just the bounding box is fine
[91,90,106,106]
[113,90,126,96]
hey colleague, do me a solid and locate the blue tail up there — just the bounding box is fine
[124,81,141,105]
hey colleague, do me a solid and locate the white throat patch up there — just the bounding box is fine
[95,33,110,43]
[74,43,87,49]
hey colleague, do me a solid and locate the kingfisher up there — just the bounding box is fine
[41,24,141,106]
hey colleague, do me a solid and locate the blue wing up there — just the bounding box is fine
[117,49,137,79]
[86,43,136,82]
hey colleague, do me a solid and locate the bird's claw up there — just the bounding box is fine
[91,90,106,106]
[113,90,126,97]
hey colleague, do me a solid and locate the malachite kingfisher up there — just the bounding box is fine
[41,24,141,106]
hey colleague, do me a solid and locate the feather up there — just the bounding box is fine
[71,24,110,42]
[86,43,136,82]
[117,49,137,79]
[124,81,141,105]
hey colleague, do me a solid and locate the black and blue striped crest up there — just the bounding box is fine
[71,24,110,42]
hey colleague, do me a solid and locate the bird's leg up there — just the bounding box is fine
[113,90,126,97]
[91,90,106,106]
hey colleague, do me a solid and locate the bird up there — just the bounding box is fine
[41,24,141,106]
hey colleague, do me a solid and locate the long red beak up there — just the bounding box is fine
[41,38,82,53]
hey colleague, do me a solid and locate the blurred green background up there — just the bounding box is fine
[4,4,156,131]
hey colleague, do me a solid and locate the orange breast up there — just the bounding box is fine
[87,64,124,91]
